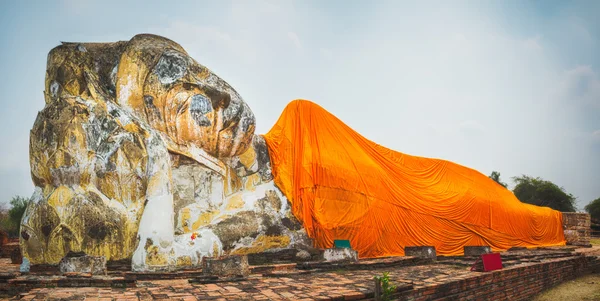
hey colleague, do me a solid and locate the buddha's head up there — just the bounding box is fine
[46,33,256,160]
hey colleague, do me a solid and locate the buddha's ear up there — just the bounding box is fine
[201,84,231,110]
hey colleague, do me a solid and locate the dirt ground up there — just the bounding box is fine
[532,274,600,301]
[533,240,600,301]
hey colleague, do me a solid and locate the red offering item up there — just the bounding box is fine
[471,253,503,272]
[482,253,503,271]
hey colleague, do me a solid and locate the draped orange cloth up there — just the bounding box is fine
[263,100,565,257]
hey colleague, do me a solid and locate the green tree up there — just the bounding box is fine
[584,197,600,222]
[0,196,29,237]
[489,171,508,188]
[512,175,577,212]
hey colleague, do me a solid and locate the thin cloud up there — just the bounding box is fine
[459,120,486,135]
[320,48,333,59]
[561,65,600,108]
[523,35,543,51]
[153,21,258,64]
[287,31,302,49]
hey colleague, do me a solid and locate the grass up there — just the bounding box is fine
[532,274,600,301]
[590,238,600,246]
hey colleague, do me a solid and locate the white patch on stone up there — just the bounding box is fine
[117,75,134,108]
[106,101,132,127]
[20,257,30,273]
[110,63,119,88]
[324,248,359,262]
[131,130,176,272]
[21,188,42,225]
[172,229,222,265]
[132,193,175,269]
[50,81,60,98]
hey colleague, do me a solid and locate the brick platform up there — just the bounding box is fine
[2,246,599,300]
[202,255,250,277]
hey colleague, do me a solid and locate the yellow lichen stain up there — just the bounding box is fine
[180,207,191,233]
[146,173,168,196]
[145,245,168,266]
[231,235,291,255]
[176,255,192,266]
[224,167,242,196]
[116,53,145,115]
[124,122,141,134]
[244,173,261,192]
[190,211,220,232]
[43,186,56,200]
[225,194,244,211]
[47,185,74,207]
[238,145,256,170]
[212,242,220,257]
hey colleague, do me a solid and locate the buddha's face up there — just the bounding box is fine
[116,38,256,159]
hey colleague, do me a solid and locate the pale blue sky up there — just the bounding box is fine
[0,0,599,209]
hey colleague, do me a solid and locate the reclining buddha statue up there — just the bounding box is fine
[21,34,565,271]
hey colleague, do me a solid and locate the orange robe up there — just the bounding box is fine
[263,100,565,257]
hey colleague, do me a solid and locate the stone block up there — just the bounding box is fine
[464,246,491,256]
[323,248,358,263]
[202,255,250,277]
[58,252,107,276]
[404,246,436,260]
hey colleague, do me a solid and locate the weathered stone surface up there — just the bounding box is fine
[202,255,250,277]
[323,248,359,263]
[23,34,310,271]
[10,248,22,264]
[405,246,437,260]
[296,250,311,261]
[58,252,107,275]
[0,230,7,247]
[562,212,591,246]
[464,246,491,256]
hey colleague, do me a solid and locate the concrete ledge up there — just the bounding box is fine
[323,248,358,263]
[464,246,491,256]
[202,255,250,277]
[405,246,436,260]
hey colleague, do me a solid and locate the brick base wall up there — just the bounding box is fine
[395,255,600,301]
[563,212,591,246]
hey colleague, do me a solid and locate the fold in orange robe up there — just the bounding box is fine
[263,100,565,257]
